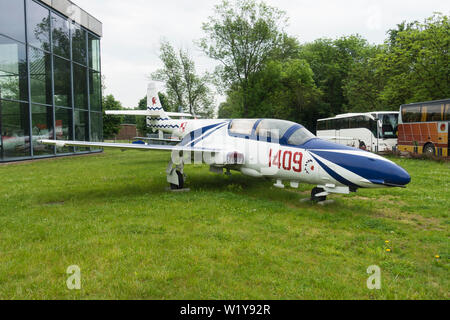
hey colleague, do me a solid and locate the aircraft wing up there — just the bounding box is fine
[38,139,221,152]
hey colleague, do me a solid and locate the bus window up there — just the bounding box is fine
[337,118,349,130]
[348,116,357,129]
[379,113,399,138]
[426,104,443,122]
[402,106,422,123]
[445,104,450,121]
[354,116,368,128]
[331,119,339,130]
[317,121,326,131]
[229,119,257,136]
[369,118,378,137]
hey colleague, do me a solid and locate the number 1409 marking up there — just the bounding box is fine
[269,149,303,172]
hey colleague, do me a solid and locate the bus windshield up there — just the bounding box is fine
[378,113,398,139]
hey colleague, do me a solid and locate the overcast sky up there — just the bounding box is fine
[73,0,449,109]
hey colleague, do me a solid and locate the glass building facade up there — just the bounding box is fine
[0,0,102,162]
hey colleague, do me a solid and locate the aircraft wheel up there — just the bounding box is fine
[170,171,185,190]
[311,187,327,202]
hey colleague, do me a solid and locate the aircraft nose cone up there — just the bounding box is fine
[303,139,411,188]
[385,165,411,186]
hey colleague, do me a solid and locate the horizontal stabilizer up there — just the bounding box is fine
[105,110,193,118]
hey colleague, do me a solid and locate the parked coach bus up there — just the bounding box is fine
[317,112,399,153]
[398,99,450,157]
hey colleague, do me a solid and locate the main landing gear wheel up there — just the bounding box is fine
[311,187,327,202]
[423,143,435,157]
[170,170,185,190]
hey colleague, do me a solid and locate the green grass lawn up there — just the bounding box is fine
[0,149,448,300]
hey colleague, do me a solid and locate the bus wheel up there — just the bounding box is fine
[423,143,435,157]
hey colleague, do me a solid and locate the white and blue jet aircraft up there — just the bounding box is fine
[40,83,411,202]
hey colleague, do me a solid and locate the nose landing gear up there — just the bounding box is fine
[311,187,329,202]
[167,159,185,190]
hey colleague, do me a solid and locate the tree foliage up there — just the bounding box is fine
[113,4,448,138]
[217,10,448,132]
[199,0,288,116]
[152,40,215,118]
[102,94,123,138]
[377,13,449,106]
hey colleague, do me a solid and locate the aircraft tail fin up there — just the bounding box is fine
[147,83,169,119]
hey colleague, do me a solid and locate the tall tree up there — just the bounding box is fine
[299,35,370,116]
[152,40,185,109]
[199,0,288,117]
[102,94,123,139]
[179,50,215,117]
[219,59,323,131]
[152,41,215,117]
[342,44,387,112]
[377,13,450,106]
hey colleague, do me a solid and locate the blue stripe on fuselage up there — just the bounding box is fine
[310,154,362,189]
[180,122,227,146]
[190,123,228,147]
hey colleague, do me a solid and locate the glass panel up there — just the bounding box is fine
[0,0,26,42]
[402,106,422,123]
[90,112,102,150]
[255,119,294,140]
[27,0,50,51]
[369,118,378,137]
[88,34,100,71]
[74,109,88,152]
[71,24,86,65]
[229,119,257,136]
[89,70,101,111]
[379,114,399,139]
[317,121,325,131]
[445,104,450,121]
[73,63,87,109]
[55,106,73,153]
[355,116,370,128]
[31,104,53,155]
[0,35,28,101]
[51,12,70,58]
[425,104,443,122]
[53,56,71,107]
[326,120,335,130]
[336,118,349,130]
[0,99,30,159]
[287,128,315,146]
[29,47,52,105]
[348,117,357,129]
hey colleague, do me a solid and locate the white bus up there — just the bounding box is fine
[316,112,399,153]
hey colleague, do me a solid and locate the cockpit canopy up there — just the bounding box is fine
[228,119,316,146]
